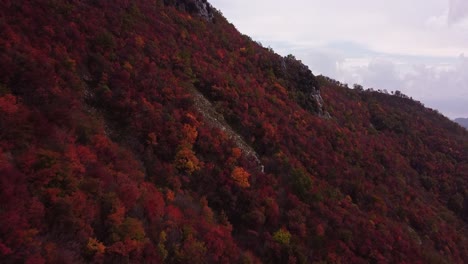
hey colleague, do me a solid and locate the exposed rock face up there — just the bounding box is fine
[164,0,215,21]
[310,93,331,118]
[278,55,330,118]
[190,0,214,21]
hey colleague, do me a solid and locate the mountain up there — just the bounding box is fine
[455,118,468,129]
[1,0,467,263]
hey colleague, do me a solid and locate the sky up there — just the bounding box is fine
[209,0,468,119]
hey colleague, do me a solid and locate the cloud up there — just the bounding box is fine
[403,54,468,98]
[426,11,448,28]
[333,55,468,118]
[212,0,468,56]
[302,52,342,77]
[448,0,468,24]
[362,59,405,91]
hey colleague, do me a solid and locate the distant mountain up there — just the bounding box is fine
[1,0,467,263]
[455,118,468,129]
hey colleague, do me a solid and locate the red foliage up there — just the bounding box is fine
[0,0,467,263]
[0,94,18,114]
[140,183,165,223]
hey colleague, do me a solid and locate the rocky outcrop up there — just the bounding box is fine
[310,93,331,119]
[277,55,330,118]
[164,0,215,21]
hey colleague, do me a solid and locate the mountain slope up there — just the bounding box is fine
[1,0,467,263]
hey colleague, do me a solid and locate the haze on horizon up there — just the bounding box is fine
[210,0,468,119]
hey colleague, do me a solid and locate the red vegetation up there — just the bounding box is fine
[0,0,467,263]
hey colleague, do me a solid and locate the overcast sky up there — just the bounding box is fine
[210,0,468,119]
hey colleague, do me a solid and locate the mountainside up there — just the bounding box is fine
[1,0,468,263]
[455,118,468,129]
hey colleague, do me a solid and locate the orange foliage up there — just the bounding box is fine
[87,238,106,254]
[181,124,198,146]
[175,147,201,174]
[227,147,242,165]
[231,167,250,188]
[147,132,158,146]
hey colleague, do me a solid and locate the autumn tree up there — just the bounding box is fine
[231,166,250,188]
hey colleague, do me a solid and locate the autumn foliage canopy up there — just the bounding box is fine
[0,0,467,263]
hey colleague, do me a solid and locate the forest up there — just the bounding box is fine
[1,0,467,263]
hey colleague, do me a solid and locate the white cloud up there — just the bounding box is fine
[334,55,468,118]
[426,11,448,28]
[362,59,404,91]
[448,0,468,24]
